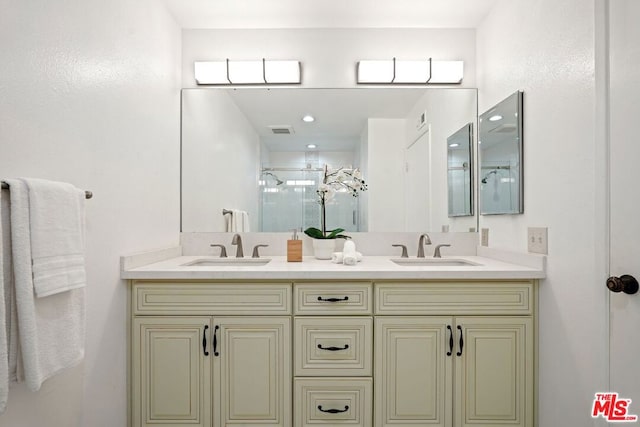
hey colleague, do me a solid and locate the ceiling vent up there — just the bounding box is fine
[268,125,295,135]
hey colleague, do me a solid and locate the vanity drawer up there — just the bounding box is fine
[294,378,372,427]
[294,317,373,376]
[375,281,534,315]
[294,282,372,315]
[132,281,291,315]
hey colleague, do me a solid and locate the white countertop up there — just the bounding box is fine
[121,253,546,281]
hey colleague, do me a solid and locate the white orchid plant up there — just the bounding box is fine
[304,164,368,239]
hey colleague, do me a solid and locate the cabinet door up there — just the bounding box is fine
[213,316,291,427]
[454,317,533,427]
[375,317,453,427]
[132,316,212,427]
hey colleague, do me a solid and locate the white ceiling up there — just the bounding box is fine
[161,0,498,29]
[222,88,429,151]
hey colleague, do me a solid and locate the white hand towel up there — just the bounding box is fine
[5,179,85,392]
[240,211,250,232]
[228,210,250,232]
[331,252,363,264]
[24,178,86,297]
[0,188,19,392]
[343,253,358,265]
[343,240,356,255]
[0,188,9,413]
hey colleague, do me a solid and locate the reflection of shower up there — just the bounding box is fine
[481,170,498,184]
[262,171,284,185]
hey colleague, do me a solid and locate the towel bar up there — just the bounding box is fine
[1,181,93,199]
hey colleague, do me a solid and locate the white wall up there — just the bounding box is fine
[0,0,181,425]
[181,90,260,232]
[476,1,607,426]
[182,28,477,88]
[406,90,477,232]
[366,119,407,231]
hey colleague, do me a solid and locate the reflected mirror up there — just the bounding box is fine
[479,91,524,215]
[181,88,478,232]
[447,123,474,217]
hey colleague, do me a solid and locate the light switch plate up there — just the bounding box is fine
[481,228,489,246]
[527,227,548,254]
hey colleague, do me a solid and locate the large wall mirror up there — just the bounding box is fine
[479,91,524,215]
[181,88,478,233]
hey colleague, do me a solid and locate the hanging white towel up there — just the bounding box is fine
[227,209,250,232]
[25,178,86,297]
[0,188,20,407]
[0,188,9,413]
[4,178,85,392]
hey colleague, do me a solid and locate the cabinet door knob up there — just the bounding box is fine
[456,325,464,357]
[607,275,639,295]
[447,325,453,356]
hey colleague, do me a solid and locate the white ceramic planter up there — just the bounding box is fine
[311,239,336,260]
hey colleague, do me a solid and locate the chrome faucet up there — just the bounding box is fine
[417,233,432,258]
[231,233,244,258]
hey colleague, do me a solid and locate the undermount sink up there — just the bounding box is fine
[390,258,480,267]
[182,258,272,267]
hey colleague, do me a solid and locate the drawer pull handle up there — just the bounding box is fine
[447,325,453,356]
[202,325,209,356]
[213,325,220,357]
[317,344,350,351]
[317,296,349,302]
[456,325,463,357]
[318,405,349,414]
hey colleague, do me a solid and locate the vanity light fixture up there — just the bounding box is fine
[302,115,315,123]
[489,115,503,121]
[449,143,460,148]
[194,59,301,85]
[306,144,317,149]
[357,58,464,84]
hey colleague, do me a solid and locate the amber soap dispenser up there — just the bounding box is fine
[287,229,302,262]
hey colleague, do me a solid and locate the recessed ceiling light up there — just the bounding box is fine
[302,115,315,123]
[306,144,317,149]
[489,115,503,121]
[449,143,460,148]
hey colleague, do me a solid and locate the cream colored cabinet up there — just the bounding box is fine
[375,317,453,427]
[132,316,213,427]
[130,282,292,427]
[130,279,535,427]
[213,316,291,427]
[293,282,374,427]
[454,317,532,427]
[374,281,535,427]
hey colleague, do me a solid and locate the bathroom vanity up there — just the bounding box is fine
[122,251,544,427]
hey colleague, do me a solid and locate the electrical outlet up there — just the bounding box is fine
[481,228,489,246]
[527,227,548,254]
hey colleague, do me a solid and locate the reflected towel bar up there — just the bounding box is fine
[222,209,232,215]
[1,181,93,199]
